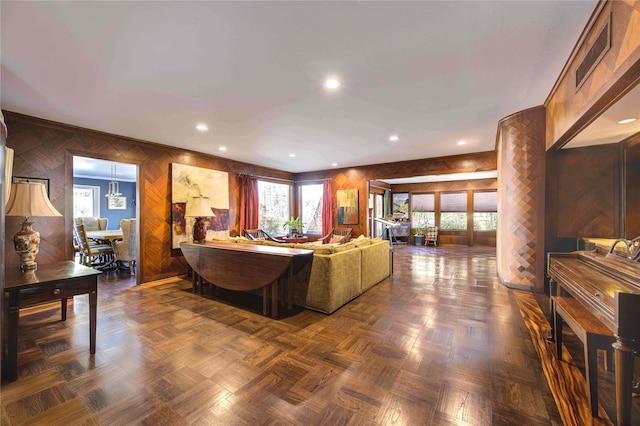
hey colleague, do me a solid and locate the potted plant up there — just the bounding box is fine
[283,216,304,237]
[413,220,428,245]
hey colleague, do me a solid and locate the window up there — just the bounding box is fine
[257,180,291,236]
[300,184,323,234]
[473,190,497,231]
[411,193,435,229]
[440,191,467,230]
[73,185,100,218]
[375,193,384,237]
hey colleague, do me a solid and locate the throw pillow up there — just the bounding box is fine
[354,237,371,247]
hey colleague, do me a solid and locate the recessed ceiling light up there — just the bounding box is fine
[324,78,340,90]
[617,118,637,124]
[289,153,296,158]
[219,146,227,151]
[389,135,399,142]
[457,140,467,145]
[331,162,338,167]
[196,124,208,131]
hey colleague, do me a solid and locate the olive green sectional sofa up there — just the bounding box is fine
[217,236,391,314]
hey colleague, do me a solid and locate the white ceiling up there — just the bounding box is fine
[1,1,601,174]
[562,82,640,149]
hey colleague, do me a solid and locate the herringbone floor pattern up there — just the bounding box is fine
[0,245,611,425]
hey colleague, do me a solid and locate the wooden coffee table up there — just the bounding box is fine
[283,236,308,243]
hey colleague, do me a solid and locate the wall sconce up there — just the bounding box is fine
[5,182,62,271]
[186,196,215,243]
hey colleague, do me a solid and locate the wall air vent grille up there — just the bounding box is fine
[575,14,611,91]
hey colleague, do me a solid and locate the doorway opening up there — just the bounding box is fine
[73,156,140,286]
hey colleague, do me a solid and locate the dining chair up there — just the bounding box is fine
[74,224,114,269]
[425,226,438,246]
[74,217,108,232]
[112,218,137,275]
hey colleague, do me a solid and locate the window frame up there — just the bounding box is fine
[410,192,436,230]
[298,182,324,235]
[73,184,101,218]
[257,179,293,237]
[472,190,498,231]
[439,191,468,230]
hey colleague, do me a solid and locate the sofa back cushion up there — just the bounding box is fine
[332,241,357,252]
[296,243,335,255]
[353,235,371,247]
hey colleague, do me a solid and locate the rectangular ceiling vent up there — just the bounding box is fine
[575,13,611,91]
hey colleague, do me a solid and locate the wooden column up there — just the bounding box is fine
[496,106,546,292]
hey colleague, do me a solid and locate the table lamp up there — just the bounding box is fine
[186,196,215,243]
[5,181,62,272]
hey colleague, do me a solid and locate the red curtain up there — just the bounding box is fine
[239,176,259,233]
[322,180,333,237]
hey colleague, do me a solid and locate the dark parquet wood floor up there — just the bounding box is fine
[1,245,628,425]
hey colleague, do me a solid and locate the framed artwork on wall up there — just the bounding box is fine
[392,192,409,219]
[337,189,358,224]
[171,163,230,248]
[107,196,127,210]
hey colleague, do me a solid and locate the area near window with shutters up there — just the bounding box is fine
[473,190,498,231]
[401,188,497,246]
[440,191,468,230]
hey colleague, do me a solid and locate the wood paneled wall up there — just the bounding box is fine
[4,112,293,283]
[546,0,640,149]
[625,136,640,238]
[295,152,497,239]
[546,143,621,255]
[1,111,7,353]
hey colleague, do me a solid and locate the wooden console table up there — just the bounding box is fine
[3,261,101,382]
[180,242,313,317]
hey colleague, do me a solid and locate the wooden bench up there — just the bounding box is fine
[552,296,616,418]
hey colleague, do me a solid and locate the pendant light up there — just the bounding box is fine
[106,163,122,198]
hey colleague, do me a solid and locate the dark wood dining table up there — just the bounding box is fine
[85,229,123,243]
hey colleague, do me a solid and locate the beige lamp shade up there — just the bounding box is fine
[186,196,215,218]
[4,147,14,205]
[6,182,62,218]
